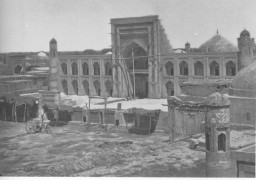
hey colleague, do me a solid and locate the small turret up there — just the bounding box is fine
[204,92,232,177]
[237,29,254,70]
[50,38,58,58]
[185,42,191,53]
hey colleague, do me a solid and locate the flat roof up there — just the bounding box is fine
[111,15,159,24]
[3,80,33,83]
[181,79,233,86]
[231,144,255,163]
[0,74,33,79]
[58,54,111,59]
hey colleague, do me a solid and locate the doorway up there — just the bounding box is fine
[133,74,148,98]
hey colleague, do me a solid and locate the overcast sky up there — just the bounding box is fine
[0,0,255,52]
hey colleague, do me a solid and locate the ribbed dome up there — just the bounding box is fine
[198,34,237,52]
[240,29,250,37]
[50,38,57,44]
[232,60,256,91]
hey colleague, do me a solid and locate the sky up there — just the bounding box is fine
[0,0,255,53]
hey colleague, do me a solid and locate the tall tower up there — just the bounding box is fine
[204,92,232,177]
[185,42,191,53]
[50,38,58,58]
[237,29,255,70]
[49,38,59,92]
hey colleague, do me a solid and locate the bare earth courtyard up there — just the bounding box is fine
[0,120,254,177]
[0,121,207,177]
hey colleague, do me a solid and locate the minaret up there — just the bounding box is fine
[49,38,59,92]
[204,92,232,177]
[185,42,191,53]
[237,29,254,70]
[37,38,60,118]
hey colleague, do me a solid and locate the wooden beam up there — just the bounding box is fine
[104,98,107,127]
[4,103,6,121]
[23,103,26,123]
[14,103,17,123]
[11,103,14,122]
[148,115,152,135]
[88,97,91,127]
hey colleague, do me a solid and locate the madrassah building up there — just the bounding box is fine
[50,15,256,99]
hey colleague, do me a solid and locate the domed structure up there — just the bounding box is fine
[232,60,256,92]
[240,29,250,37]
[185,42,190,46]
[204,92,230,106]
[198,34,237,52]
[50,38,57,44]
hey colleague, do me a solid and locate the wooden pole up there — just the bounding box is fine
[11,103,14,122]
[3,101,6,121]
[132,47,136,99]
[23,103,26,123]
[88,96,91,127]
[148,115,152,135]
[182,110,185,138]
[104,98,107,129]
[170,105,175,142]
[14,103,17,123]
[4,101,6,121]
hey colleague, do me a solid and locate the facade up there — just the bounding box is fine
[0,54,26,75]
[51,15,255,99]
[58,54,113,97]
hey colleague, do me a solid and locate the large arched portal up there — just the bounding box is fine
[122,42,148,99]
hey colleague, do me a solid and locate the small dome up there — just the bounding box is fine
[185,42,190,46]
[240,29,250,37]
[232,60,256,91]
[204,92,230,106]
[50,38,57,44]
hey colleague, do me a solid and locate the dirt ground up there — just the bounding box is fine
[0,121,254,177]
[0,121,208,177]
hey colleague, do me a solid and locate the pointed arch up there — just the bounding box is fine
[165,81,174,96]
[226,61,236,76]
[105,62,112,76]
[105,80,113,96]
[93,80,101,96]
[122,42,148,70]
[121,39,148,55]
[14,65,22,74]
[82,79,89,95]
[82,62,89,75]
[71,62,78,75]
[194,61,204,76]
[218,133,226,151]
[72,80,78,95]
[61,63,67,75]
[93,62,100,75]
[210,61,219,76]
[61,79,68,95]
[165,61,174,76]
[179,61,188,75]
